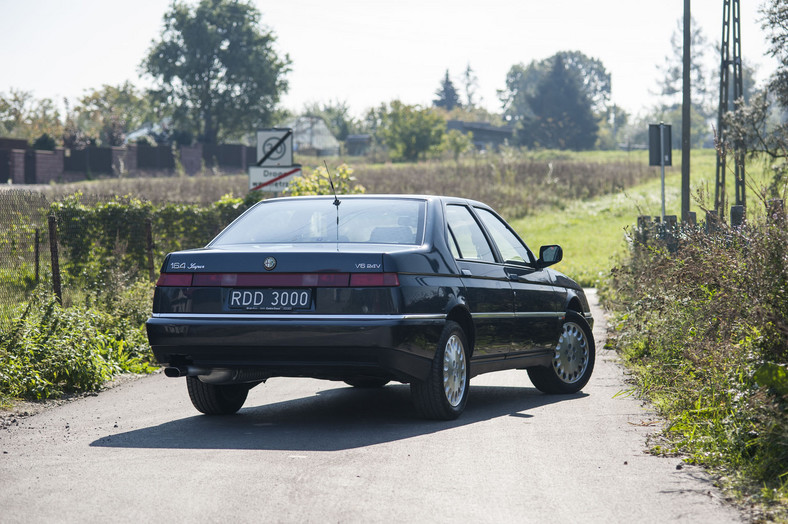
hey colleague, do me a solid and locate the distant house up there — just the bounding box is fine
[446,120,514,151]
[280,116,340,156]
[345,134,372,156]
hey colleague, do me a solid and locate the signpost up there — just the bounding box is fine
[249,128,301,192]
[649,123,672,221]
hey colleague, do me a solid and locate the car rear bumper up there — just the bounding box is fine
[146,313,446,383]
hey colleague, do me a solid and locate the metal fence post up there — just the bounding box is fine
[146,217,155,282]
[34,228,40,284]
[48,215,62,304]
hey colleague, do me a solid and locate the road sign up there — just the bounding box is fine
[249,165,301,192]
[256,129,293,167]
[648,124,672,166]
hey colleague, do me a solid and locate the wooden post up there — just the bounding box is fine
[706,210,719,234]
[146,217,155,282]
[636,215,652,245]
[731,205,745,228]
[48,215,62,304]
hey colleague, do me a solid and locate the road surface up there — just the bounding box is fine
[0,290,744,523]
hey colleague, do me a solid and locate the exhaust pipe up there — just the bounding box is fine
[163,366,232,382]
[163,366,268,384]
[164,366,188,378]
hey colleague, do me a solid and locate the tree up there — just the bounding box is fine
[442,129,474,161]
[656,17,714,113]
[0,89,63,144]
[302,100,356,141]
[78,82,154,146]
[142,0,291,144]
[462,63,479,108]
[596,104,630,150]
[373,101,445,162]
[433,70,461,111]
[656,16,758,121]
[500,51,611,124]
[519,54,599,150]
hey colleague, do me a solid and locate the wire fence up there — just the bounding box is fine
[0,190,52,326]
[0,189,240,328]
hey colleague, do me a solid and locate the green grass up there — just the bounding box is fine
[512,149,777,286]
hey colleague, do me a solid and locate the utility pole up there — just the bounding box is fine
[714,0,745,216]
[681,0,691,223]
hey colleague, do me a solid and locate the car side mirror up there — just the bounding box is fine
[536,245,562,268]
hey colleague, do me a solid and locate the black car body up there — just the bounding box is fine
[146,195,595,419]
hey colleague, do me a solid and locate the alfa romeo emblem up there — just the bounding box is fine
[263,257,277,271]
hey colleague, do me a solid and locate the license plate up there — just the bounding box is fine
[227,289,312,311]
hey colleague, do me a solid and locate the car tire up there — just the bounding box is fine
[344,378,390,388]
[186,376,249,415]
[527,311,595,394]
[411,321,470,420]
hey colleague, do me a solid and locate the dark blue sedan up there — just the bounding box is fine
[146,194,594,420]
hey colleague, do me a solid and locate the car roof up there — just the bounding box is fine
[260,194,491,209]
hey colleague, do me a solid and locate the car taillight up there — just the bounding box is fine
[191,273,351,287]
[156,273,193,286]
[155,272,399,287]
[349,273,400,287]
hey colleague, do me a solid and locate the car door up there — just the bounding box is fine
[444,203,514,360]
[474,207,563,354]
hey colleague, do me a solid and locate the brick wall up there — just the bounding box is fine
[9,150,25,184]
[112,146,132,175]
[179,145,203,175]
[32,149,65,184]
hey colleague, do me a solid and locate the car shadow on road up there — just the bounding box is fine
[90,384,587,451]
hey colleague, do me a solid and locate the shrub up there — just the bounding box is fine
[0,290,155,400]
[286,163,365,196]
[603,211,788,513]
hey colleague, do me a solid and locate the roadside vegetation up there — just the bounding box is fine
[1,0,786,515]
[0,149,657,407]
[601,203,788,518]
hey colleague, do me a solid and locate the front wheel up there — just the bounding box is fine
[186,376,249,415]
[411,321,470,420]
[527,311,595,394]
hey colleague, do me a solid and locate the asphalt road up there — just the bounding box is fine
[0,290,744,523]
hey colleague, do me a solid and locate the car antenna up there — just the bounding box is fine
[324,161,341,208]
[324,161,341,245]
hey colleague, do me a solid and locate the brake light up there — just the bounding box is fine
[155,272,398,287]
[192,273,350,287]
[156,273,193,286]
[349,273,400,287]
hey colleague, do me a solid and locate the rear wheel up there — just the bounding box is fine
[186,376,249,415]
[527,311,595,394]
[411,321,469,420]
[344,377,390,388]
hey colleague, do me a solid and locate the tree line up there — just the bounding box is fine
[1,0,785,165]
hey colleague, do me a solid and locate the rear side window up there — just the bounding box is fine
[445,205,495,262]
[475,208,532,264]
[212,199,426,245]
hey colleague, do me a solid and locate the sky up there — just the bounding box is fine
[0,0,779,120]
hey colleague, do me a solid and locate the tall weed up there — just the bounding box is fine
[603,209,788,513]
[0,289,155,401]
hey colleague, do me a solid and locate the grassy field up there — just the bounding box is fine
[514,149,777,286]
[12,147,777,289]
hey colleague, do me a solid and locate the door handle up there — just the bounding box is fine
[461,269,472,276]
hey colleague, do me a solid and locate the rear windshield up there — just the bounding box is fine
[211,198,427,245]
